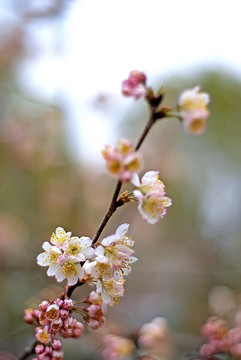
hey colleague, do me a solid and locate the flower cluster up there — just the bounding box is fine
[33,338,64,360]
[200,316,241,359]
[24,296,84,360]
[178,86,210,135]
[121,70,147,100]
[102,139,142,182]
[38,297,83,338]
[132,171,172,224]
[84,223,137,309]
[22,70,211,360]
[37,227,94,286]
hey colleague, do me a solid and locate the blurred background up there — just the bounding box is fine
[1,0,241,359]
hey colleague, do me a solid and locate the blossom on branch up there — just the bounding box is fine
[84,224,137,309]
[121,70,147,100]
[178,86,210,135]
[37,227,94,286]
[102,139,142,182]
[132,171,172,224]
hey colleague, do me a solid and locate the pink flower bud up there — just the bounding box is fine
[52,339,62,351]
[52,350,64,360]
[55,298,64,307]
[121,70,147,100]
[44,346,53,355]
[63,315,74,329]
[35,344,45,354]
[63,298,74,310]
[73,328,82,338]
[39,300,50,312]
[200,343,216,357]
[46,304,59,321]
[24,309,34,324]
[60,309,69,319]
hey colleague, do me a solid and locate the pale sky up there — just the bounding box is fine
[3,0,241,160]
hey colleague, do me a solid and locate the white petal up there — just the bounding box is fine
[96,280,102,293]
[129,256,138,263]
[141,171,159,184]
[95,245,105,256]
[131,172,140,186]
[42,242,51,251]
[115,223,129,237]
[101,234,118,246]
[83,247,95,259]
[37,252,50,266]
[133,190,144,200]
[102,291,112,305]
[47,264,58,276]
[78,267,85,280]
[79,236,92,247]
[76,253,86,262]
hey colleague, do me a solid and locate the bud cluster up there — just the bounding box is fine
[33,338,63,360]
[82,291,106,330]
[38,297,83,338]
[24,296,83,359]
[200,316,241,359]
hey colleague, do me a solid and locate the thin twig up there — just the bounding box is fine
[17,341,37,360]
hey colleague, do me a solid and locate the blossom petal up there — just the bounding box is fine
[115,223,129,237]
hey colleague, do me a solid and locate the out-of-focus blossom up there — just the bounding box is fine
[102,139,142,182]
[37,227,94,286]
[121,70,147,100]
[102,334,136,360]
[178,86,210,135]
[138,317,173,359]
[199,316,241,358]
[24,308,40,325]
[138,317,170,349]
[132,171,172,224]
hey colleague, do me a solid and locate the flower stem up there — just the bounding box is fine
[92,107,157,245]
[66,104,164,297]
[91,180,122,245]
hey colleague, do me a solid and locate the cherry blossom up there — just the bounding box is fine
[132,171,172,224]
[121,70,147,100]
[102,139,142,182]
[178,86,210,135]
[37,227,94,286]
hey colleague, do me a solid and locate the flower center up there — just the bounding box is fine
[62,261,79,278]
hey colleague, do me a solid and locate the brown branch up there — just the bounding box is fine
[17,341,37,360]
